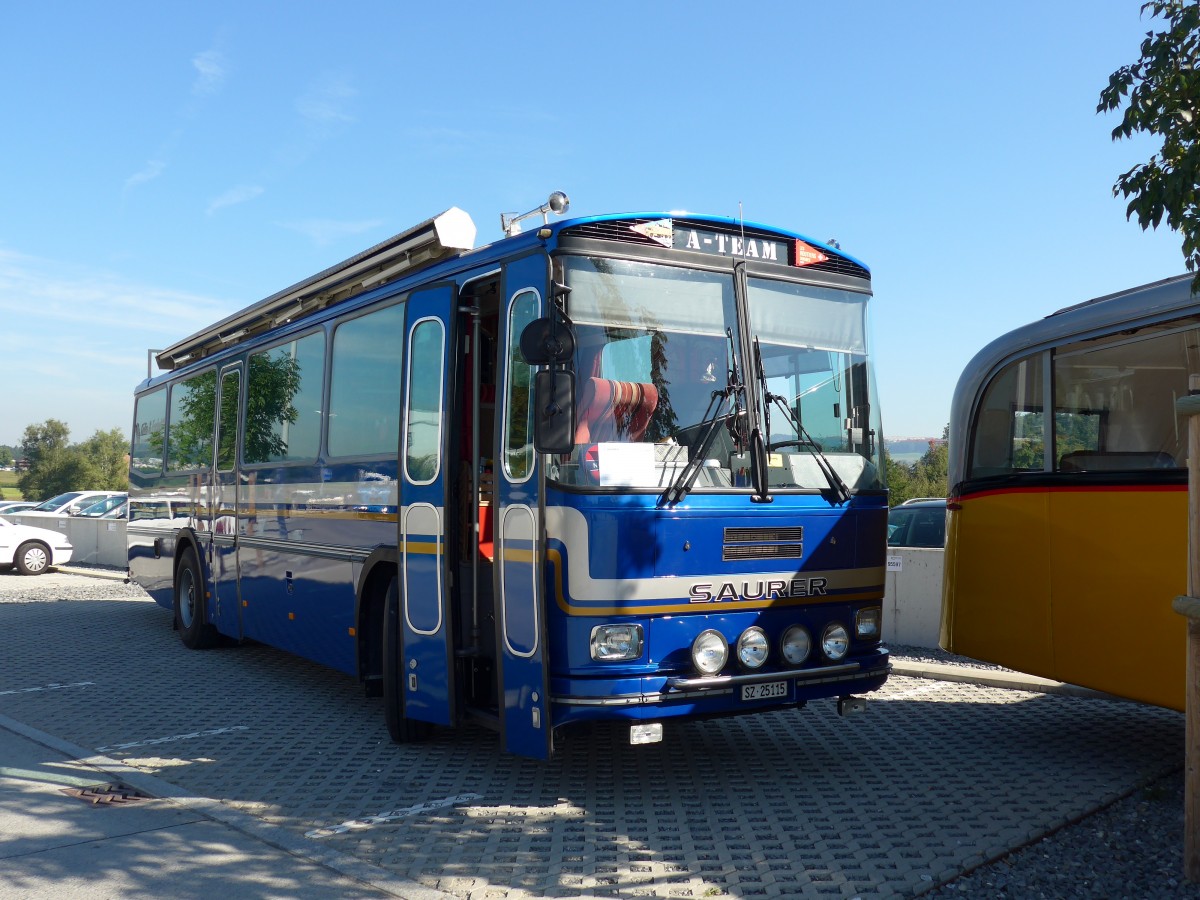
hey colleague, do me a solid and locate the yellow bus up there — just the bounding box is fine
[942,274,1195,710]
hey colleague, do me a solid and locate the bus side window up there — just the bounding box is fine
[972,409,1013,473]
[969,354,1045,478]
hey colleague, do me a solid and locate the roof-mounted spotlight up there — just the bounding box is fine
[501,191,570,237]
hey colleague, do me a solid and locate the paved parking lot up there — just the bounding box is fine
[0,569,1186,898]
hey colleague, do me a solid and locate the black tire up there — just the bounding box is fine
[175,547,219,649]
[382,575,432,743]
[14,541,51,576]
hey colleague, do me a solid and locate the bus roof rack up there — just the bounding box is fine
[155,207,477,372]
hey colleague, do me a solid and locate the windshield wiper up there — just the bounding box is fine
[659,389,732,506]
[754,338,851,506]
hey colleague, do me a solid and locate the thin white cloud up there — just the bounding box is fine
[125,159,167,190]
[0,247,235,339]
[0,246,244,442]
[192,49,227,96]
[295,74,357,127]
[206,184,264,216]
[278,218,384,247]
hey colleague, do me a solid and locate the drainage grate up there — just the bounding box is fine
[60,782,154,805]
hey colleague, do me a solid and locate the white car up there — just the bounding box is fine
[20,491,125,517]
[0,517,73,575]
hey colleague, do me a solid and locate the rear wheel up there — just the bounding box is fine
[382,575,432,743]
[175,547,219,649]
[15,542,50,576]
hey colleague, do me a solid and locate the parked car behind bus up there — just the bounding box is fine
[0,517,73,574]
[887,498,947,548]
[21,491,125,517]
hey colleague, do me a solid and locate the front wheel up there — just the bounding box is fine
[15,541,51,576]
[175,547,219,649]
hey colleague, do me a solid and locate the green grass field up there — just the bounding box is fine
[0,470,22,501]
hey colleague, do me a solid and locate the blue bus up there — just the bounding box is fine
[128,194,890,759]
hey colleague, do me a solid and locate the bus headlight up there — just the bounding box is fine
[736,627,769,669]
[821,623,850,661]
[855,606,881,639]
[691,629,728,675]
[780,625,812,665]
[590,624,643,661]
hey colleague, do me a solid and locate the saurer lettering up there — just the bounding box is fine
[688,578,829,603]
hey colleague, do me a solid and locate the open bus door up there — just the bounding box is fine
[396,284,457,729]
[495,255,553,759]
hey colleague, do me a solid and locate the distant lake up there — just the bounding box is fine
[889,452,925,464]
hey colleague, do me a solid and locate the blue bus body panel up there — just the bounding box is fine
[542,488,889,728]
[495,252,552,760]
[399,285,457,727]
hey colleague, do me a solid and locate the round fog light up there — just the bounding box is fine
[736,627,769,669]
[780,625,812,665]
[821,622,850,661]
[691,629,728,675]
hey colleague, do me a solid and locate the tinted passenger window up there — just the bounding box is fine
[504,290,539,481]
[217,369,240,472]
[405,318,444,483]
[131,388,166,479]
[167,371,217,472]
[245,331,326,464]
[330,303,405,457]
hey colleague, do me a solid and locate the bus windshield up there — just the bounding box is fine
[747,277,884,491]
[554,255,882,491]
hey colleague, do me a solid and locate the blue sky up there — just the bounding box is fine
[0,1,1183,448]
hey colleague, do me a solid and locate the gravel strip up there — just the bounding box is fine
[888,642,1018,672]
[889,645,1198,898]
[2,572,1198,896]
[0,565,148,603]
[924,771,1194,899]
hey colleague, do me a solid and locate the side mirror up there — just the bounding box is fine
[519,317,575,365]
[533,369,576,454]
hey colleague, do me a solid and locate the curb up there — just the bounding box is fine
[55,565,128,582]
[890,659,1131,703]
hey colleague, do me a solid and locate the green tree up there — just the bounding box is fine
[17,420,73,500]
[0,446,13,468]
[79,428,131,490]
[909,438,949,499]
[884,446,915,505]
[1099,1,1200,290]
[886,426,949,505]
[16,420,131,498]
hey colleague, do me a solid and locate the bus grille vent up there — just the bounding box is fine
[723,543,805,561]
[724,527,803,543]
[722,527,805,561]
